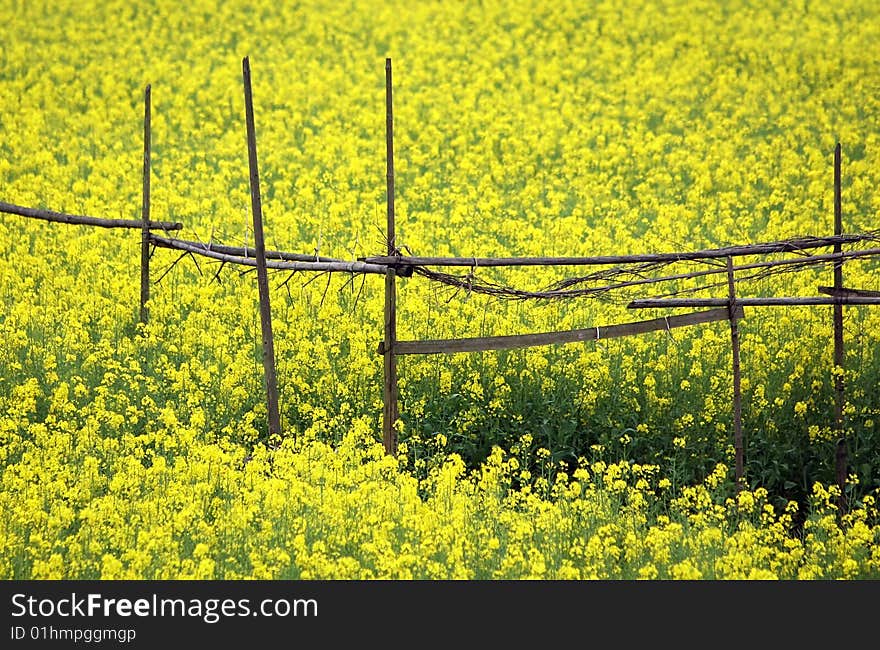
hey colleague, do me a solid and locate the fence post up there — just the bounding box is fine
[833,142,847,515]
[242,56,282,439]
[383,57,399,456]
[139,84,151,325]
[727,256,744,492]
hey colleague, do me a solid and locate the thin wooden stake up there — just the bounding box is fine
[243,56,282,439]
[833,142,847,514]
[836,438,848,516]
[383,57,399,456]
[727,256,744,492]
[139,84,151,325]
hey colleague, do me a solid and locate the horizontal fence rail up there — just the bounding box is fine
[629,296,880,308]
[818,285,880,298]
[362,232,880,268]
[150,235,349,264]
[379,306,744,355]
[150,235,389,275]
[0,200,183,231]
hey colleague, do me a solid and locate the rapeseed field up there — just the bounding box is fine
[0,0,878,578]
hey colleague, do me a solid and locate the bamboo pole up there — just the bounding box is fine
[383,57,399,456]
[139,84,152,324]
[242,55,282,439]
[542,249,880,298]
[0,200,182,230]
[727,257,744,492]
[409,247,880,302]
[833,142,848,515]
[148,230,879,287]
[373,245,880,274]
[362,233,876,268]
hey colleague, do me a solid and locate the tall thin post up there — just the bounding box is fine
[242,56,282,439]
[383,57,399,456]
[833,142,847,514]
[139,84,151,324]
[727,256,744,492]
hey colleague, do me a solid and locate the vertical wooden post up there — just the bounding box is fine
[727,256,744,492]
[836,439,848,517]
[242,56,282,439]
[383,57,399,456]
[833,142,847,514]
[139,84,151,325]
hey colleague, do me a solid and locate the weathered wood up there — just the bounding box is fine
[379,306,743,355]
[836,437,848,518]
[833,142,847,515]
[383,57,399,456]
[728,257,744,492]
[818,285,880,298]
[386,58,397,258]
[149,235,389,274]
[740,247,880,267]
[362,234,875,268]
[628,296,880,308]
[157,238,880,273]
[243,55,281,439]
[384,268,399,447]
[154,239,340,263]
[139,84,152,325]
[0,200,182,230]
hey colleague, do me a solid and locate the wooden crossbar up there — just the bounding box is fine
[379,306,743,355]
[818,285,880,298]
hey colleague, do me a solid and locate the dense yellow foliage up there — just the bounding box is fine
[2,423,879,579]
[0,0,878,578]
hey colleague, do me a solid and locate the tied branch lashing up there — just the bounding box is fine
[148,232,386,310]
[146,229,880,306]
[399,230,880,304]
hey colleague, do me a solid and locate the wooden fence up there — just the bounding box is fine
[2,58,878,513]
